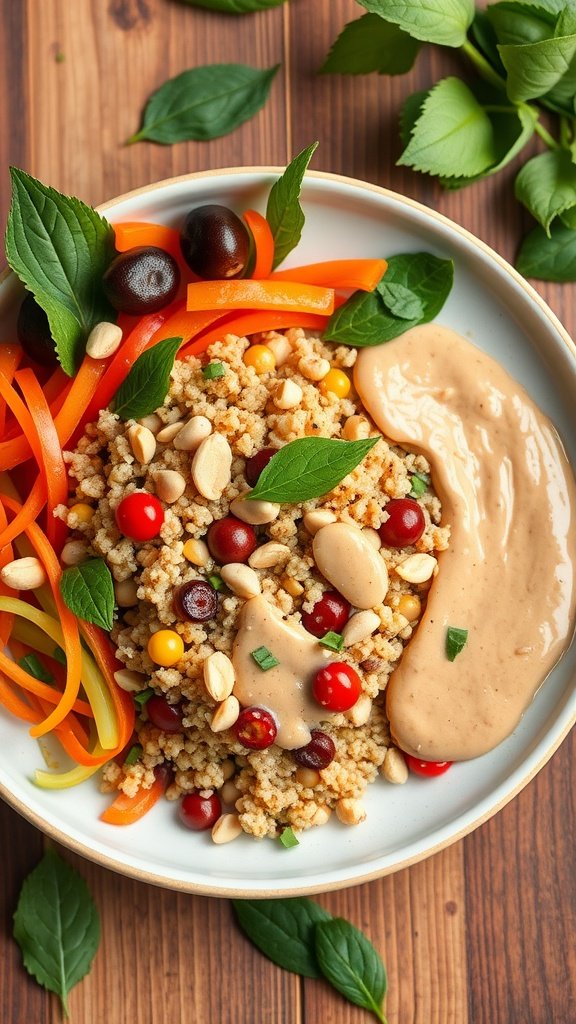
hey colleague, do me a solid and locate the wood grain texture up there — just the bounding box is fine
[0,2,574,1022]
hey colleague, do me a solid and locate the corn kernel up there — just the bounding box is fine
[320,368,351,398]
[397,594,422,622]
[68,502,94,524]
[243,345,276,374]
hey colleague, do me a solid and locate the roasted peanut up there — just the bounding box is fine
[0,556,46,591]
[86,321,123,359]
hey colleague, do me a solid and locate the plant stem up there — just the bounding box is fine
[534,120,559,149]
[461,40,507,92]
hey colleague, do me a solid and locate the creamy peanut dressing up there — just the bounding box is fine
[355,323,576,761]
[232,595,334,749]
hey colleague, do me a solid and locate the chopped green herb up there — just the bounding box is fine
[251,646,280,671]
[18,653,54,684]
[278,826,300,849]
[52,646,67,666]
[208,573,224,591]
[409,471,429,498]
[446,626,468,662]
[202,361,226,379]
[134,687,154,708]
[319,631,345,652]
[124,743,143,767]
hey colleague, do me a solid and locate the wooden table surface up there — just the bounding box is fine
[0,2,574,1022]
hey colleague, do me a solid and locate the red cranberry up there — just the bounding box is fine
[174,580,218,622]
[312,662,362,712]
[146,695,184,733]
[301,591,350,638]
[293,730,336,770]
[179,791,221,830]
[235,707,277,750]
[245,447,277,487]
[379,498,425,548]
[405,755,453,777]
[206,516,257,564]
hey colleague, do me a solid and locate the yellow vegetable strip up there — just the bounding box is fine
[34,760,103,790]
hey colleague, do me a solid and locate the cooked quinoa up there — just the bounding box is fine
[59,327,450,842]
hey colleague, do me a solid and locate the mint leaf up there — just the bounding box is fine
[486,2,556,45]
[499,33,576,102]
[320,14,421,75]
[59,559,115,631]
[179,0,287,10]
[438,101,537,189]
[13,848,100,1015]
[233,897,331,978]
[398,77,497,178]
[315,918,388,1023]
[378,281,424,319]
[324,252,453,347]
[358,0,474,47]
[266,143,318,269]
[446,626,468,661]
[399,90,429,146]
[5,169,116,376]
[515,149,576,235]
[247,436,378,503]
[471,10,507,74]
[129,64,279,144]
[516,220,576,280]
[560,206,576,228]
[113,336,181,420]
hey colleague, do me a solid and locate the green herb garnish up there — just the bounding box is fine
[202,361,226,380]
[319,631,345,652]
[59,558,115,631]
[134,688,154,708]
[113,336,181,421]
[251,646,280,671]
[247,436,378,504]
[124,743,143,766]
[446,626,469,661]
[266,142,319,268]
[13,848,100,1015]
[52,645,67,666]
[409,471,429,498]
[17,653,54,684]
[278,826,299,849]
[128,63,279,145]
[208,573,224,591]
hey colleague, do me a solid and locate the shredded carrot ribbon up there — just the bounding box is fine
[270,258,388,292]
[243,209,275,279]
[178,311,331,359]
[186,279,335,316]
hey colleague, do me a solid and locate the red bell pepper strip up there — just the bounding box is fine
[100,766,170,825]
[270,258,388,292]
[243,209,275,279]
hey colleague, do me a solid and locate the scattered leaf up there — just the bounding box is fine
[516,220,576,280]
[515,148,576,234]
[357,0,474,48]
[315,917,388,1023]
[179,0,287,10]
[499,33,576,103]
[233,897,331,978]
[321,13,420,75]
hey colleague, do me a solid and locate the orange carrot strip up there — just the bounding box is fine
[270,258,388,292]
[113,222,182,262]
[79,621,135,751]
[149,304,226,347]
[0,648,90,715]
[0,345,23,435]
[186,279,335,315]
[0,371,44,467]
[100,767,169,825]
[178,311,330,359]
[0,501,14,645]
[44,367,71,409]
[0,479,46,551]
[243,209,275,279]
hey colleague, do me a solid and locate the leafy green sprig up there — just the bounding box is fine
[322,0,576,282]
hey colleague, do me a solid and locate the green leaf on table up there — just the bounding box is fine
[560,206,576,228]
[378,281,424,320]
[399,90,429,147]
[398,78,497,179]
[499,33,576,102]
[59,558,115,631]
[247,436,378,503]
[266,142,318,269]
[179,0,287,10]
[320,14,421,75]
[128,64,279,144]
[324,252,454,347]
[358,0,473,47]
[516,220,576,280]
[232,897,332,978]
[13,848,100,1015]
[515,149,576,234]
[439,100,537,188]
[471,10,507,73]
[113,336,181,420]
[315,918,387,1023]
[486,2,556,45]
[5,169,116,377]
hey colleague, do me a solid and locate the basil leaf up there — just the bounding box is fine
[324,252,453,347]
[5,169,116,376]
[470,10,507,74]
[398,77,497,179]
[59,559,115,631]
[358,0,474,48]
[113,336,181,420]
[516,220,576,281]
[129,64,279,144]
[266,142,318,269]
[515,149,576,235]
[378,281,424,319]
[499,33,576,103]
[560,206,576,229]
[233,897,331,978]
[247,436,378,503]
[399,90,429,147]
[486,2,556,46]
[320,14,421,76]
[446,626,468,661]
[437,101,537,189]
[18,653,54,684]
[13,848,100,1015]
[179,0,287,10]
[315,918,388,1023]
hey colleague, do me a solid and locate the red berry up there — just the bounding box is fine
[206,516,257,564]
[179,791,221,831]
[115,491,164,542]
[301,591,350,638]
[293,730,336,770]
[235,707,277,750]
[312,662,361,713]
[405,755,453,777]
[378,497,425,548]
[173,580,218,622]
[245,447,277,487]
[146,695,184,733]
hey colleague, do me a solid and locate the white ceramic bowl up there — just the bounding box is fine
[1,169,574,896]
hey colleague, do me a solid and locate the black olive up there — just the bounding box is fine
[16,294,58,367]
[102,246,180,315]
[180,204,250,280]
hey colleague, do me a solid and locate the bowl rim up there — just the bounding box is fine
[1,165,574,897]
